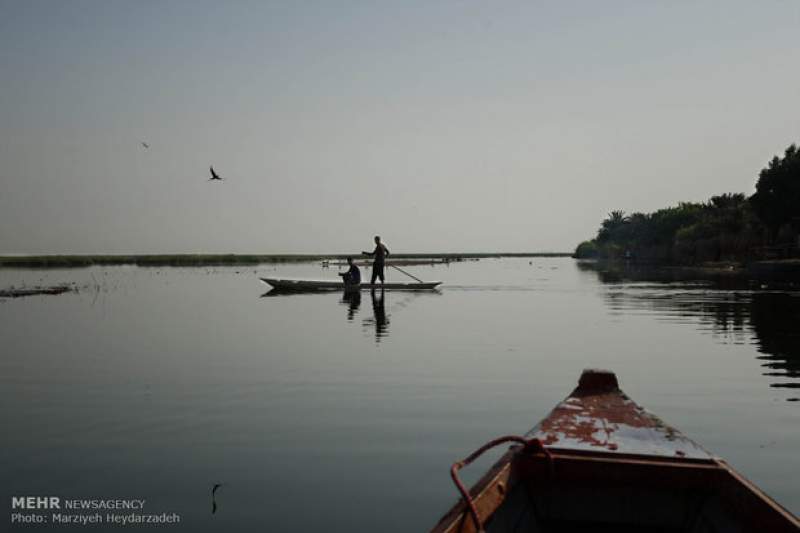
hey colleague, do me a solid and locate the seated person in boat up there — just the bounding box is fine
[338,257,361,286]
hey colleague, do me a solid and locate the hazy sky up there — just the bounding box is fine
[1,1,798,254]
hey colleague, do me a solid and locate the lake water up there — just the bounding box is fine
[1,257,798,531]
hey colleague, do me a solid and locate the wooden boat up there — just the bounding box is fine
[259,277,442,292]
[433,369,799,533]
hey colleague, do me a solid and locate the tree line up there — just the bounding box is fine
[575,144,800,263]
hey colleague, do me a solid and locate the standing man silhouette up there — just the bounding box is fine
[362,235,390,285]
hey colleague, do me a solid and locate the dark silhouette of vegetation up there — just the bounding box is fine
[576,143,800,264]
[751,144,800,241]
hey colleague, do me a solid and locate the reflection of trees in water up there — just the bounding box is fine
[605,289,751,344]
[750,293,800,387]
[585,264,800,399]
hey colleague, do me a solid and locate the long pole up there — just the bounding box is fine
[390,264,424,283]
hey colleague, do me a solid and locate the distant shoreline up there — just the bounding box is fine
[0,252,571,269]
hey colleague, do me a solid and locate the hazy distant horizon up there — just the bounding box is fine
[0,248,572,257]
[2,2,798,254]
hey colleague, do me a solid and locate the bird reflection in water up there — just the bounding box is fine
[211,483,223,514]
[340,289,361,321]
[362,288,389,342]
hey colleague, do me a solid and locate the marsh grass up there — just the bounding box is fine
[0,253,570,269]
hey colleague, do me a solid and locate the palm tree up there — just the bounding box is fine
[597,211,628,242]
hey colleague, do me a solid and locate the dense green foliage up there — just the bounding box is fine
[576,144,800,263]
[574,241,600,259]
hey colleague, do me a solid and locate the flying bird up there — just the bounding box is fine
[140,142,149,149]
[209,166,223,181]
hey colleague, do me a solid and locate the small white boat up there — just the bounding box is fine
[260,277,442,292]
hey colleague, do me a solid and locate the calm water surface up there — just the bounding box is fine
[1,258,798,531]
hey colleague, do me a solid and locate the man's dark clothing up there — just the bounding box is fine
[340,264,361,285]
[365,244,389,284]
[372,244,388,264]
[371,263,385,284]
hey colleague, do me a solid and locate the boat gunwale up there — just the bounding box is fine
[432,448,800,533]
[431,448,727,533]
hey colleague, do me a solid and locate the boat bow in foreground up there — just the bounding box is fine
[433,369,799,533]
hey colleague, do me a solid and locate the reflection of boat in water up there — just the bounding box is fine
[362,288,389,341]
[260,283,440,342]
[260,277,441,291]
[340,290,361,321]
[432,369,799,533]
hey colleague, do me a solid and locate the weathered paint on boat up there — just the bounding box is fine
[432,369,800,533]
[526,369,712,460]
[260,277,442,291]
